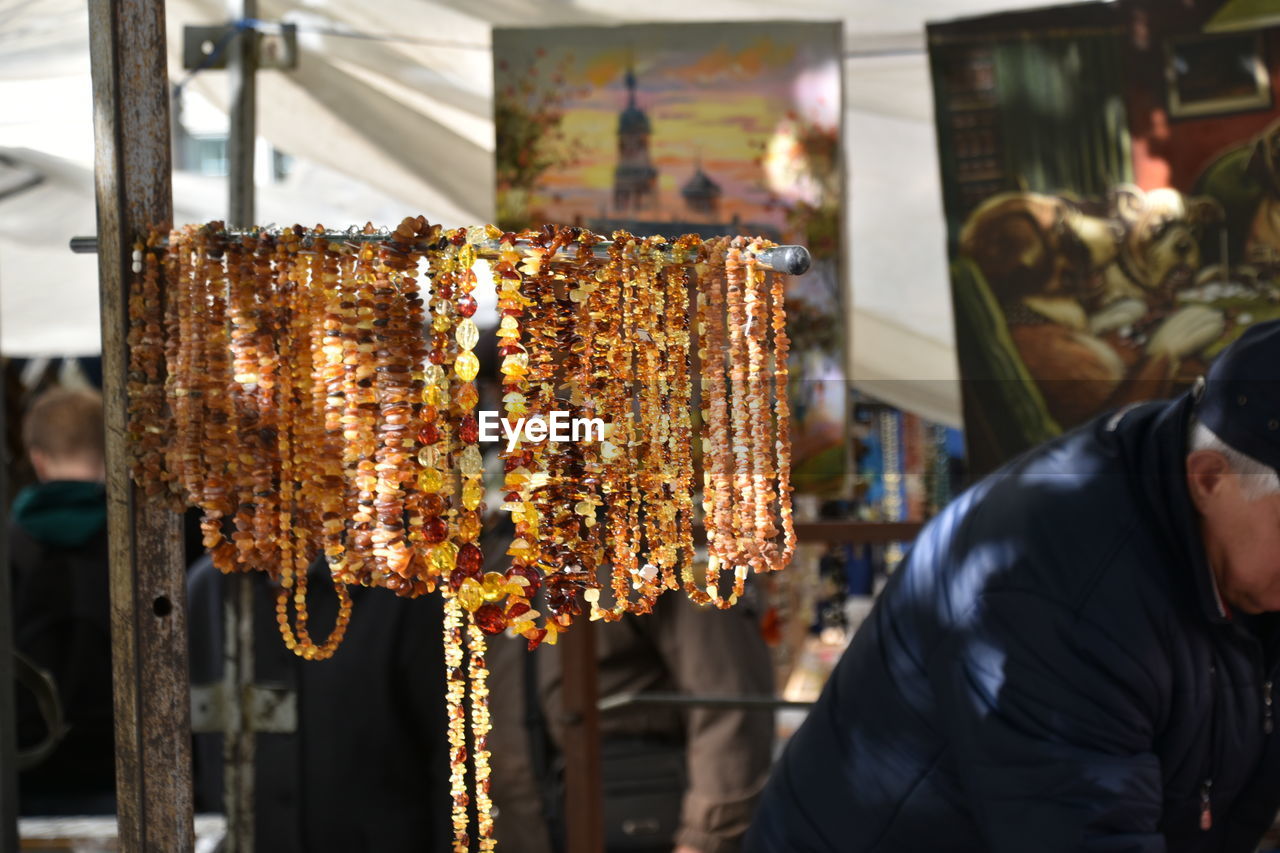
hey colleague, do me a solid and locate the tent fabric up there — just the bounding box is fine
[0,0,1076,426]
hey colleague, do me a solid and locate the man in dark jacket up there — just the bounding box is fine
[9,387,115,815]
[747,320,1280,853]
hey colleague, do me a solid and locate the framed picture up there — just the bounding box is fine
[1166,32,1271,119]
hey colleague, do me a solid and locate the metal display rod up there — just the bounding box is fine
[68,233,813,276]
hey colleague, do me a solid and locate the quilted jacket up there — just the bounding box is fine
[747,392,1280,852]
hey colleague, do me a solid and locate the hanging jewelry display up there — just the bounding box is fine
[125,217,804,849]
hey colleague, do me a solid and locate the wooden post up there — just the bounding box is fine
[87,1,195,850]
[559,620,604,853]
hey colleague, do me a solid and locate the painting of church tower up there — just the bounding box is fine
[613,66,658,212]
[682,156,722,218]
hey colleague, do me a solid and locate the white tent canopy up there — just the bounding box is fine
[0,0,1074,426]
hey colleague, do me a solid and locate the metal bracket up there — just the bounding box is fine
[182,23,298,71]
[190,683,298,734]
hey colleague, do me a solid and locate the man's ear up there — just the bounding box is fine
[28,447,49,483]
[1186,449,1231,513]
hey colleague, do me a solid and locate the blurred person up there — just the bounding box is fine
[9,387,114,815]
[488,517,775,853]
[187,554,452,853]
[748,321,1280,852]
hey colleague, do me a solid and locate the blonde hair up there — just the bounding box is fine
[22,387,105,464]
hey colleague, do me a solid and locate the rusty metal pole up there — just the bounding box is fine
[559,620,604,853]
[87,1,194,850]
[223,3,258,850]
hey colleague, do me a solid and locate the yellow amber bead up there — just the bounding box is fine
[463,480,484,510]
[458,244,477,269]
[419,468,444,493]
[460,446,483,478]
[417,446,439,468]
[429,542,457,574]
[456,318,479,350]
[457,511,481,542]
[481,573,508,602]
[432,313,452,332]
[457,579,484,611]
[455,351,480,382]
[424,385,444,406]
[424,364,446,386]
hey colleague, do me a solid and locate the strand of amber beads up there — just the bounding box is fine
[695,238,734,603]
[225,236,266,572]
[345,238,382,582]
[302,233,347,581]
[248,234,284,574]
[769,266,797,568]
[126,234,172,502]
[158,228,185,504]
[496,235,544,646]
[452,232,494,626]
[570,251,608,625]
[553,239,604,625]
[315,234,354,580]
[169,225,205,508]
[519,233,559,627]
[664,237,700,596]
[442,593,470,852]
[396,219,434,591]
[522,232,559,614]
[370,220,421,590]
[723,239,756,591]
[466,620,496,849]
[595,238,641,619]
[634,239,679,593]
[273,230,351,660]
[743,241,778,578]
[418,240,457,591]
[194,228,239,572]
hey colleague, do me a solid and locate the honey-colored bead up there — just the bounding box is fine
[418,468,444,493]
[462,479,484,510]
[481,573,507,602]
[457,578,484,611]
[455,351,480,382]
[457,511,482,542]
[456,318,479,350]
[459,446,483,478]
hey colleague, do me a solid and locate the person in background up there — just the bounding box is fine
[488,516,776,853]
[9,387,114,815]
[187,553,453,853]
[748,321,1280,852]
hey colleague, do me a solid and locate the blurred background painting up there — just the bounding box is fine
[931,0,1280,475]
[493,21,848,493]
